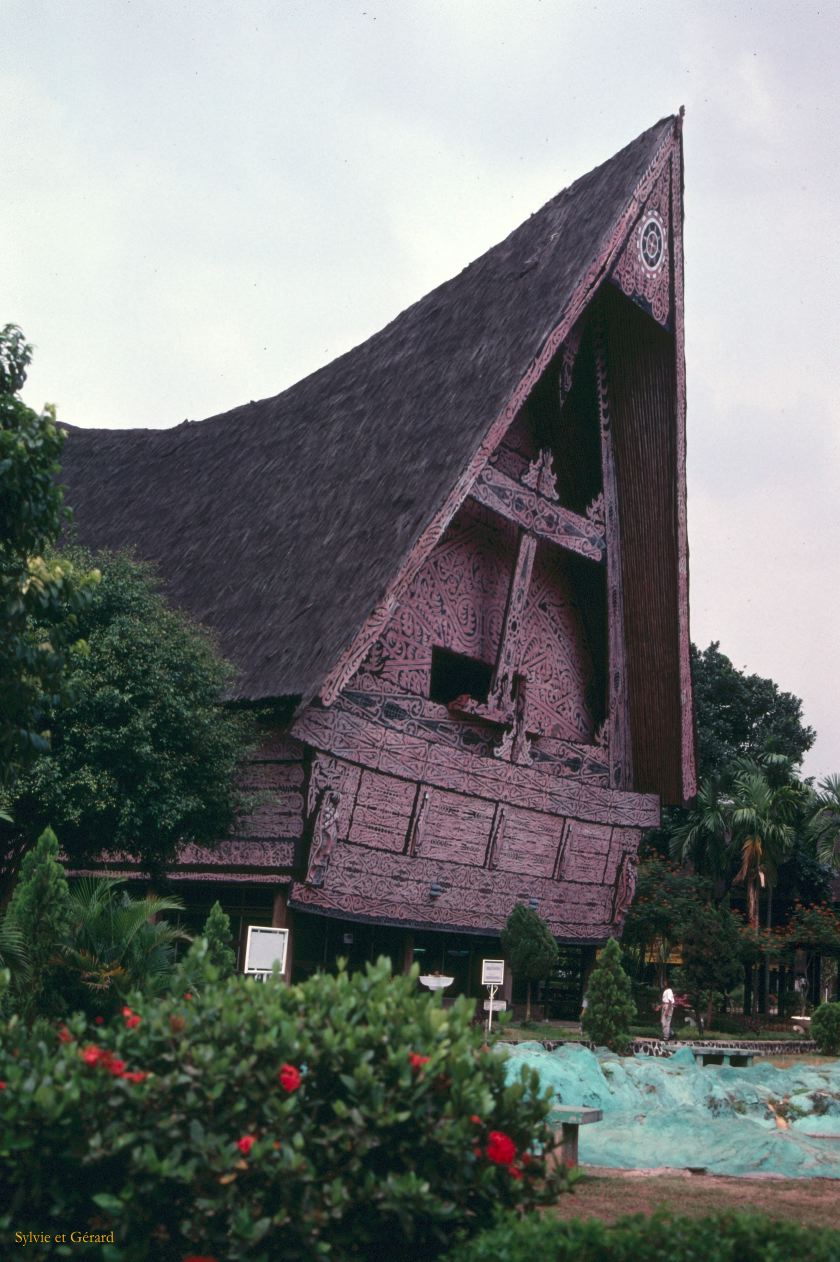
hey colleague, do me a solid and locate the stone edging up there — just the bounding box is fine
[533,1037,818,1057]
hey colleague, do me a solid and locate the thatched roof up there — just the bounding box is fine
[60,115,679,714]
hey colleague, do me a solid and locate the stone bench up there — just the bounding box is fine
[553,1105,602,1168]
[691,1046,754,1068]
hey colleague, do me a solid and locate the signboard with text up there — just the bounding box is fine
[481,958,505,987]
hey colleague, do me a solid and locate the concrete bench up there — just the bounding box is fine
[553,1105,602,1168]
[691,1046,754,1068]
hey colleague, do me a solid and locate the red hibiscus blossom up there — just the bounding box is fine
[278,1063,301,1092]
[470,1115,482,1125]
[485,1131,516,1166]
[81,1045,103,1066]
[237,1135,256,1155]
[125,1014,141,1029]
[58,1026,73,1043]
[408,1051,430,1071]
[103,1056,126,1076]
[122,1006,133,1017]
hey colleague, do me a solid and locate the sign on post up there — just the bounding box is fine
[481,958,505,1034]
[481,959,505,986]
[244,926,289,979]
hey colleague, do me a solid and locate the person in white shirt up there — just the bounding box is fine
[661,982,675,1041]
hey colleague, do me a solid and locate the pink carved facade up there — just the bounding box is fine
[61,114,694,985]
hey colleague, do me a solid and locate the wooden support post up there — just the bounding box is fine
[272,886,294,985]
[402,931,415,975]
[595,317,633,792]
[488,530,537,717]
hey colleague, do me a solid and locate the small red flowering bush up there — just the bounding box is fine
[0,959,566,1261]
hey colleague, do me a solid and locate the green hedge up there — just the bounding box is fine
[811,1001,840,1054]
[447,1209,840,1261]
[0,959,566,1261]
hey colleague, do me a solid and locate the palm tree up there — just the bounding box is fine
[670,779,733,894]
[808,774,840,869]
[62,878,190,1006]
[730,766,797,929]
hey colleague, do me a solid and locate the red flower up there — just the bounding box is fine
[0,1081,6,1090]
[278,1063,302,1092]
[470,1115,482,1125]
[58,1026,73,1043]
[509,1166,523,1180]
[122,1006,133,1018]
[122,1071,148,1084]
[408,1051,430,1071]
[485,1131,516,1166]
[181,1256,219,1262]
[94,1016,104,1025]
[183,992,193,1000]
[82,1045,103,1066]
[104,1057,126,1076]
[125,1014,141,1029]
[237,1135,256,1155]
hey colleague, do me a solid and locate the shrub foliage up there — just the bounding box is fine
[0,959,567,1261]
[811,1000,840,1055]
[449,1208,840,1262]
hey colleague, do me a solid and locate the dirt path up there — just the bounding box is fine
[550,1167,840,1231]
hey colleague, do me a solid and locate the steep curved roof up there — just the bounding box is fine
[60,115,679,714]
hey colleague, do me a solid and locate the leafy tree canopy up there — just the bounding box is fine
[679,902,744,1026]
[0,325,98,784]
[692,641,815,781]
[7,550,254,875]
[501,904,559,1023]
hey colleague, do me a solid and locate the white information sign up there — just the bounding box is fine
[244,926,289,976]
[483,999,507,1012]
[481,959,505,986]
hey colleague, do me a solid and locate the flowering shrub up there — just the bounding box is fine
[0,960,566,1260]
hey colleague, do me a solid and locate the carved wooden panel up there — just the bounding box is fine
[289,842,614,939]
[518,545,598,744]
[557,820,613,884]
[175,839,298,872]
[415,788,496,866]
[291,704,660,828]
[488,531,537,714]
[348,770,416,852]
[306,754,360,839]
[610,164,672,328]
[492,804,566,880]
[350,501,515,697]
[234,762,304,839]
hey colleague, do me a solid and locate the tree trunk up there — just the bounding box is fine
[747,877,759,930]
[744,963,753,1017]
[525,979,532,1024]
[705,993,715,1031]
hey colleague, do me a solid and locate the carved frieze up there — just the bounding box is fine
[610,165,672,328]
[305,788,342,887]
[521,448,559,500]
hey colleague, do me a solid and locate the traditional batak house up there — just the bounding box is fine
[60,112,696,999]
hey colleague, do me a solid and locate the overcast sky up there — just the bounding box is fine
[4,0,839,782]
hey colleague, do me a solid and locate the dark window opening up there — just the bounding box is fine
[429,647,493,707]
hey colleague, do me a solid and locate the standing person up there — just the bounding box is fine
[661,980,675,1041]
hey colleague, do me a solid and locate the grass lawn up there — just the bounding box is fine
[550,1169,840,1231]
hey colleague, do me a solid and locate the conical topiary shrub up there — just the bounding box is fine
[581,936,636,1053]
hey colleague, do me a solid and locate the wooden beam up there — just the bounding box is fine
[595,315,633,791]
[470,464,605,562]
[487,530,537,716]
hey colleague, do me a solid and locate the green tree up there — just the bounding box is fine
[680,903,744,1029]
[501,904,559,1024]
[731,764,798,929]
[9,550,253,875]
[0,326,98,799]
[4,827,70,1018]
[61,878,188,1014]
[581,937,636,1053]
[620,857,710,985]
[202,899,236,974]
[691,642,814,781]
[808,775,840,870]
